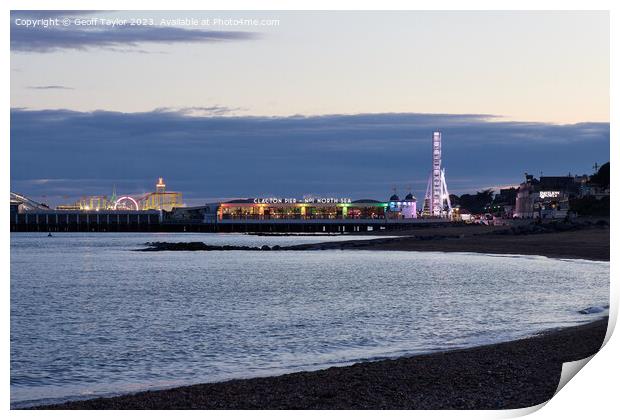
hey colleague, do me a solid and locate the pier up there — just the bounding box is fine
[10,209,451,233]
[11,210,163,232]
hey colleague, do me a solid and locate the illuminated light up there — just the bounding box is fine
[539,191,560,199]
[254,197,352,204]
[114,196,140,211]
[423,131,452,218]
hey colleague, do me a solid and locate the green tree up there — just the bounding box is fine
[458,189,494,214]
[590,162,609,188]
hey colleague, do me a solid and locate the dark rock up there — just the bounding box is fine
[137,242,263,252]
[578,306,607,314]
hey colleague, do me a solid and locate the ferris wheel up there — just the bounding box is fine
[114,196,140,211]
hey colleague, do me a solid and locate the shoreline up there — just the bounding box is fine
[14,220,610,261]
[137,223,610,261]
[285,222,610,261]
[31,317,608,410]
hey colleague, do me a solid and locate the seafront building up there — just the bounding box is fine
[513,173,599,219]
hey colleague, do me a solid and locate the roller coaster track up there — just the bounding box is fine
[10,192,50,211]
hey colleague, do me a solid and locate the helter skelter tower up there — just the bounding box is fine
[422,131,453,218]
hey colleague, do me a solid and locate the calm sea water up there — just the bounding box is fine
[11,232,609,407]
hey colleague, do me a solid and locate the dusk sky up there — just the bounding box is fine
[10,10,610,206]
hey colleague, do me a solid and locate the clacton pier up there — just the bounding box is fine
[10,132,455,233]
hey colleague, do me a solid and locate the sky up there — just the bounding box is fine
[10,10,610,206]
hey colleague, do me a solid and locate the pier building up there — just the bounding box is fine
[141,177,183,211]
[218,198,385,222]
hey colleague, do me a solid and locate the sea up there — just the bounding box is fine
[10,232,610,408]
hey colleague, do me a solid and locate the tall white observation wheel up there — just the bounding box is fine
[423,131,452,218]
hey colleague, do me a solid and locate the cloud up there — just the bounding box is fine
[10,108,610,206]
[153,106,247,117]
[10,11,259,53]
[27,85,74,90]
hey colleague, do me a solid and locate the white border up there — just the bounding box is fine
[4,1,616,419]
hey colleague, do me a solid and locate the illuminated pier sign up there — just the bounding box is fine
[539,191,561,199]
[253,197,352,204]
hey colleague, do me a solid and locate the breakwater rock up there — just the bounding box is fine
[136,235,467,252]
[137,242,272,252]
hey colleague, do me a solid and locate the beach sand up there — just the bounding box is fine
[285,222,610,261]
